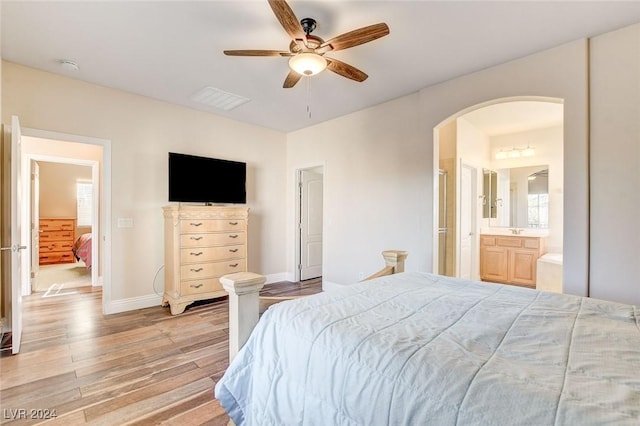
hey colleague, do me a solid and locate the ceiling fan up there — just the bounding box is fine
[223,0,390,88]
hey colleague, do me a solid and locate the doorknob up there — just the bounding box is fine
[0,245,27,252]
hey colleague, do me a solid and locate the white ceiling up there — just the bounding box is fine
[3,1,640,133]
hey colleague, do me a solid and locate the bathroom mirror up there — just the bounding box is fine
[485,165,549,228]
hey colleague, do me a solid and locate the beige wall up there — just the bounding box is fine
[287,93,425,285]
[589,23,640,304]
[38,161,92,236]
[2,62,287,307]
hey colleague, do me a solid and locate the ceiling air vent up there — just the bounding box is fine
[190,86,250,111]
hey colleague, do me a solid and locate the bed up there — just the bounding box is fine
[214,256,640,425]
[72,233,92,269]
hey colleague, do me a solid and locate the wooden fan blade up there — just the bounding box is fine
[224,50,293,57]
[319,23,389,52]
[268,0,305,44]
[326,57,368,82]
[283,70,302,88]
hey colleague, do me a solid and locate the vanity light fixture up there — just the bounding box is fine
[495,145,536,160]
[521,145,536,157]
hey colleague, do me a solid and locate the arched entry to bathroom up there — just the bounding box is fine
[433,97,564,290]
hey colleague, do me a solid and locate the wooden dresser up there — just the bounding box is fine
[162,205,249,315]
[480,234,545,287]
[39,218,76,265]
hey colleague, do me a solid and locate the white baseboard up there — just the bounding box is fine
[104,293,163,315]
[104,272,299,315]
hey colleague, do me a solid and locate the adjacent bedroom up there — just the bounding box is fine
[34,161,93,295]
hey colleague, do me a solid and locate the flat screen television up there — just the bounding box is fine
[168,152,246,204]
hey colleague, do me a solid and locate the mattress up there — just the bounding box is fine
[215,272,640,425]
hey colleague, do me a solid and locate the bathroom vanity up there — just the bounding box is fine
[480,234,545,287]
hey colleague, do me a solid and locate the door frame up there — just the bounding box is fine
[293,163,325,282]
[457,161,478,280]
[19,127,111,313]
[24,155,100,292]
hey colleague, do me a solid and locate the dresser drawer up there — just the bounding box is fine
[180,259,246,280]
[40,241,74,253]
[180,219,245,234]
[39,252,75,265]
[40,230,75,242]
[40,219,74,232]
[180,278,224,295]
[180,245,246,264]
[180,232,246,247]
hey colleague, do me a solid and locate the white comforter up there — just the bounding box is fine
[215,272,640,425]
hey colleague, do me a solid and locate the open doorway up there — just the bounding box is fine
[30,160,95,294]
[433,98,564,291]
[19,129,110,310]
[295,166,324,282]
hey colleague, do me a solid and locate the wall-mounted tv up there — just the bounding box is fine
[168,152,246,204]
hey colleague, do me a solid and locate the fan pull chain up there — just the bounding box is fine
[306,77,312,119]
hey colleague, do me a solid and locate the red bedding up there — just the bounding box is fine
[73,233,92,268]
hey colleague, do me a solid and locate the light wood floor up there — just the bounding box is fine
[0,279,322,425]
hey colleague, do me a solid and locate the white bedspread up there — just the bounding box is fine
[215,272,640,425]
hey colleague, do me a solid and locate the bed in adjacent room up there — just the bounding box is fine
[72,233,92,269]
[215,265,640,425]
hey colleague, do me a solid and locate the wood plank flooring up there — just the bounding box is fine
[0,279,322,425]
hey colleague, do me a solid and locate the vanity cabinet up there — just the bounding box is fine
[162,205,248,315]
[480,235,545,287]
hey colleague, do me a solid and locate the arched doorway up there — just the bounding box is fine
[433,97,563,291]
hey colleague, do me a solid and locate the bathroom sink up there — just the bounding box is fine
[480,228,550,237]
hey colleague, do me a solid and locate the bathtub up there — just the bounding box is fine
[536,253,563,293]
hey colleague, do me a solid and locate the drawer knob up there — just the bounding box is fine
[229,221,238,226]
[190,236,203,241]
[229,263,239,268]
[229,248,239,253]
[190,252,203,257]
[229,234,238,239]
[190,267,204,273]
[190,283,204,289]
[190,222,203,227]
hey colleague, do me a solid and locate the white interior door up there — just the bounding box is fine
[10,116,26,354]
[459,163,477,280]
[31,161,40,291]
[299,169,323,281]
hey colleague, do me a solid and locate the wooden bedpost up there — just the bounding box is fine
[220,272,266,361]
[382,250,408,273]
[362,250,409,281]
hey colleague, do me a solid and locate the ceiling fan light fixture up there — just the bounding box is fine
[289,52,327,76]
